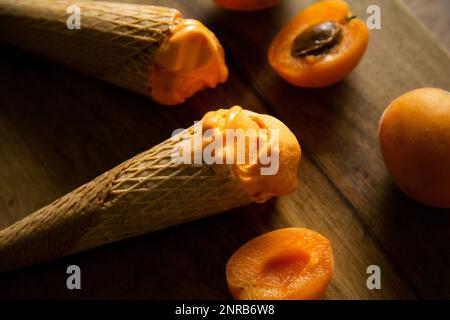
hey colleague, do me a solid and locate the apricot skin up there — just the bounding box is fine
[379,88,450,208]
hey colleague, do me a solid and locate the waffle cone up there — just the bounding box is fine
[0,0,181,96]
[0,126,253,273]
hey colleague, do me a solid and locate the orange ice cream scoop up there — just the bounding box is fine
[151,19,228,105]
[201,106,301,202]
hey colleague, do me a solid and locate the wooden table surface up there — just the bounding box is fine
[0,0,449,299]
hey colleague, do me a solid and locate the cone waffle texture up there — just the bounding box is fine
[0,125,253,272]
[79,125,254,250]
[0,0,181,95]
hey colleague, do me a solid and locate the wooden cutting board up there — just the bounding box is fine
[0,0,449,299]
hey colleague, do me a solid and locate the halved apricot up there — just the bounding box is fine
[268,0,369,87]
[214,0,280,11]
[226,228,333,300]
[379,88,450,208]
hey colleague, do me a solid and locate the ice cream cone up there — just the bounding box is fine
[0,107,301,273]
[0,0,228,105]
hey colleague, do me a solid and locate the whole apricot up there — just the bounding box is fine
[379,88,450,208]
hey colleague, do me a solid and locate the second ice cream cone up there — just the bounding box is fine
[0,0,228,105]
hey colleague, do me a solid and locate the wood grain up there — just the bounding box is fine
[0,0,449,299]
[403,0,450,51]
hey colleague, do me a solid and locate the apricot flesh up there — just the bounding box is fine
[226,228,333,300]
[379,88,450,208]
[268,0,369,87]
